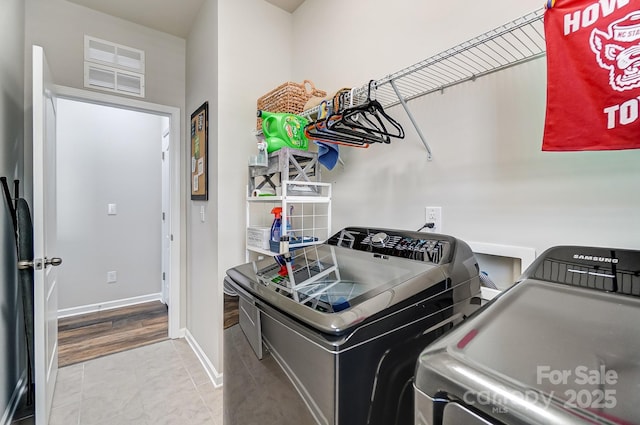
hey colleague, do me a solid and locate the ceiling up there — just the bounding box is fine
[66,0,306,39]
[264,0,305,13]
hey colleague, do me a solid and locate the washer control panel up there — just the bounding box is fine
[327,227,453,264]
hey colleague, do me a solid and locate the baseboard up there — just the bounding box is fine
[1,370,26,425]
[184,329,223,388]
[58,293,163,318]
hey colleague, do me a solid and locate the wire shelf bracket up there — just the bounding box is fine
[301,8,546,160]
[390,79,433,160]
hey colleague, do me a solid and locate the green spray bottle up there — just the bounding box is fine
[258,110,309,153]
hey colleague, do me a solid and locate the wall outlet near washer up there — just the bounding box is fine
[425,206,442,233]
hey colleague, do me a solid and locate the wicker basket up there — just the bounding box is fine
[257,80,326,130]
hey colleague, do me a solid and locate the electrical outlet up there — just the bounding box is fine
[107,271,117,283]
[425,206,442,233]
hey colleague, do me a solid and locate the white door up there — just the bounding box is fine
[161,127,170,305]
[32,45,61,425]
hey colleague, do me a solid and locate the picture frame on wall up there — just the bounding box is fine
[190,102,208,201]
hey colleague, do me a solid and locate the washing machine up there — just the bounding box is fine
[224,227,482,425]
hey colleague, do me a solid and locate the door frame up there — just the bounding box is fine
[161,126,171,305]
[54,85,184,339]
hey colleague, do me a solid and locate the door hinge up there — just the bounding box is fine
[162,151,165,160]
[170,234,173,241]
[162,212,165,221]
[18,258,44,270]
[162,272,166,281]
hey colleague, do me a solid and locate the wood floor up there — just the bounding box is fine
[58,301,168,367]
[224,294,239,329]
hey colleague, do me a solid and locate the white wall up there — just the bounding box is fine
[24,0,186,207]
[0,0,25,417]
[186,0,293,375]
[185,0,220,374]
[292,0,640,256]
[25,0,185,107]
[56,99,163,309]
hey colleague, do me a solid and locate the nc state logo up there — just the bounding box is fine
[590,11,640,92]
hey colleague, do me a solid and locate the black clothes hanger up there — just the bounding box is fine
[305,88,396,147]
[325,113,392,144]
[323,90,391,143]
[305,119,371,147]
[305,90,375,147]
[332,81,405,140]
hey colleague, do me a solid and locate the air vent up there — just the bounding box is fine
[84,63,145,97]
[83,35,145,97]
[86,65,115,90]
[117,73,142,94]
[84,36,145,73]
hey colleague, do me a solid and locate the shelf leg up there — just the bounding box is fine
[390,79,433,160]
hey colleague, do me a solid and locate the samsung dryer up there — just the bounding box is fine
[414,245,640,425]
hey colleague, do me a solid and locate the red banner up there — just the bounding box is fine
[543,0,640,151]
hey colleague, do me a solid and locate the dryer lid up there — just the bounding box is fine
[416,275,640,424]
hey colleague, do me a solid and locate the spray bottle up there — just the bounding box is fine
[270,207,288,274]
[270,207,283,245]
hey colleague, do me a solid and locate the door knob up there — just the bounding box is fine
[45,257,63,267]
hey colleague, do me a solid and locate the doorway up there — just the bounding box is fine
[53,86,182,340]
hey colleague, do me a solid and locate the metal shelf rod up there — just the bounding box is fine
[373,9,544,92]
[384,52,546,109]
[297,8,546,159]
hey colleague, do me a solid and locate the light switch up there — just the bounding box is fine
[108,203,117,215]
[200,206,205,223]
[107,271,117,283]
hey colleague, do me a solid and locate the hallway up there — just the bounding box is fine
[57,301,169,367]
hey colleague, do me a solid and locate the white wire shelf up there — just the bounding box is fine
[298,8,546,159]
[366,10,543,108]
[246,181,332,258]
[247,195,331,203]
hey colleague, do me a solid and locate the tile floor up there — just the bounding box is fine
[223,325,313,425]
[49,339,222,425]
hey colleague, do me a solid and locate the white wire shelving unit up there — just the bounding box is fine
[246,181,332,258]
[300,8,547,160]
